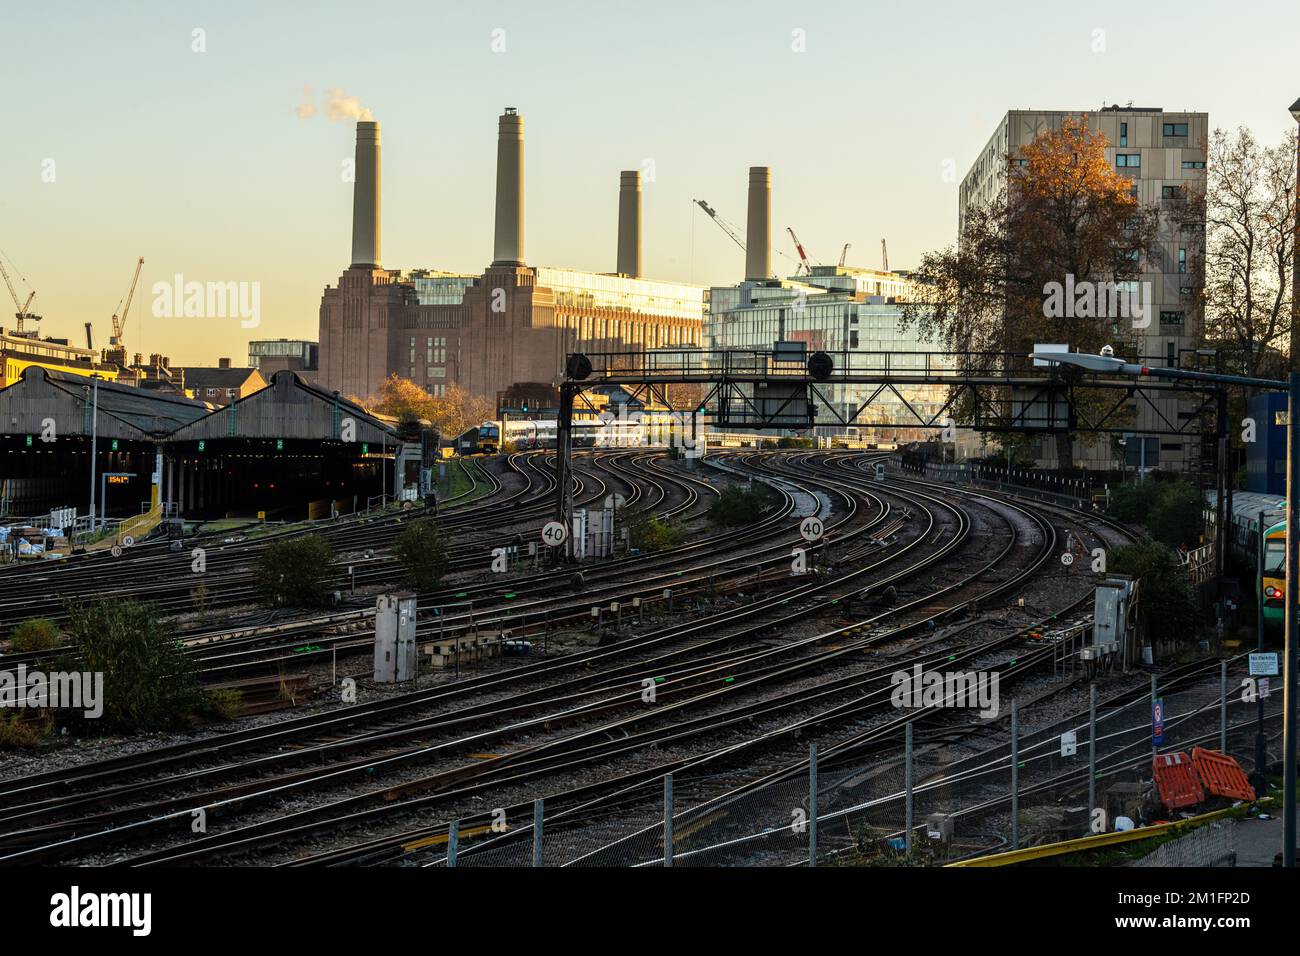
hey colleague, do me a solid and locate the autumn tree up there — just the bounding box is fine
[1198,126,1296,378]
[365,375,496,441]
[901,115,1157,466]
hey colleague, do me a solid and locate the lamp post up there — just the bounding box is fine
[1031,349,1294,866]
[85,377,99,536]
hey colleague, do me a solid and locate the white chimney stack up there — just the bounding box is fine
[350,121,381,268]
[493,108,525,265]
[745,166,771,281]
[617,170,642,278]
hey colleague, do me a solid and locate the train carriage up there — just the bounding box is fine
[1208,490,1287,628]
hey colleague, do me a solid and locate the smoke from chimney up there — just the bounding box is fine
[617,170,642,278]
[745,166,771,281]
[351,121,381,268]
[325,88,373,122]
[493,108,525,265]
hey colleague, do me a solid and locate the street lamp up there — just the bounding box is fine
[1032,349,1296,866]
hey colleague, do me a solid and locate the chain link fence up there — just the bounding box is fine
[437,657,1278,867]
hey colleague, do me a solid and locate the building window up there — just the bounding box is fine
[1179,286,1194,296]
[1181,160,1205,169]
[1167,342,1176,367]
[1162,122,1189,137]
[1159,310,1185,326]
[1178,248,1187,273]
[1116,153,1141,168]
[1162,185,1183,200]
[1119,122,1128,147]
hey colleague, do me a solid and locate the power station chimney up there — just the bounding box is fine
[493,108,525,265]
[617,170,642,278]
[745,166,771,281]
[350,121,381,268]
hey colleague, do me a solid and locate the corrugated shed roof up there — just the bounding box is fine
[41,368,213,435]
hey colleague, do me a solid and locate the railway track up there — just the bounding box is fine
[0,450,1144,867]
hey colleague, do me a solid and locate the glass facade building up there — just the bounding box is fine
[704,275,949,439]
[535,268,706,323]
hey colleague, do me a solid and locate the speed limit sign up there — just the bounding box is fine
[541,521,569,547]
[121,535,135,548]
[799,516,824,542]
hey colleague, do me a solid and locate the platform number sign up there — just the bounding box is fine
[799,516,824,542]
[1152,698,1164,745]
[25,435,32,447]
[111,439,118,451]
[275,439,284,451]
[197,440,205,452]
[541,521,568,547]
[361,443,370,455]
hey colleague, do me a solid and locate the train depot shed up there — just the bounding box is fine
[165,371,407,519]
[0,368,417,524]
[0,366,209,518]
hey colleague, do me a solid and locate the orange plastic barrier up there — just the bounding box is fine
[1190,747,1256,802]
[1153,751,1204,811]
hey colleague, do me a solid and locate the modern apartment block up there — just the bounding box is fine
[959,106,1209,473]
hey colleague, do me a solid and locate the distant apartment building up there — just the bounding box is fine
[0,328,119,386]
[318,111,704,403]
[959,106,1208,472]
[248,339,318,376]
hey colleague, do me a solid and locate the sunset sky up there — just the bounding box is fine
[3,0,1298,365]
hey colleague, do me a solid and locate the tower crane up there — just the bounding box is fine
[110,257,144,347]
[0,249,40,334]
[838,243,851,267]
[785,226,814,275]
[692,199,801,274]
[881,238,889,273]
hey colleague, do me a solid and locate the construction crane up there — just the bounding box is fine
[881,239,889,273]
[0,249,40,334]
[838,243,851,267]
[786,226,813,275]
[110,256,144,348]
[693,199,746,251]
[692,199,801,275]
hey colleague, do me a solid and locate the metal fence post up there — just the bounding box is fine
[905,722,914,858]
[1151,673,1159,755]
[1220,660,1229,753]
[808,742,818,867]
[1011,699,1019,851]
[447,819,459,868]
[1088,684,1097,825]
[532,798,544,867]
[663,773,674,868]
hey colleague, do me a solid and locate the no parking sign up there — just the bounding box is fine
[1152,698,1165,745]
